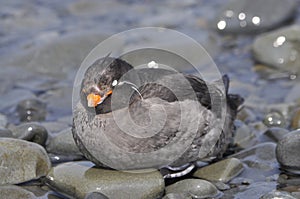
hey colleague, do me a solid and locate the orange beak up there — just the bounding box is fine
[87,93,101,107]
[86,90,113,107]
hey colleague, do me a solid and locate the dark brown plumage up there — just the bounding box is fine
[73,57,243,170]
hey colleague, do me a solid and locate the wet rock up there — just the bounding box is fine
[165,179,220,199]
[260,190,297,199]
[84,192,109,199]
[193,158,244,183]
[276,129,300,174]
[233,120,257,148]
[0,138,51,185]
[0,185,37,199]
[45,161,164,199]
[46,128,81,155]
[262,127,289,142]
[291,108,300,130]
[0,113,8,127]
[12,122,48,146]
[214,0,297,34]
[253,25,300,75]
[263,110,286,128]
[16,99,47,122]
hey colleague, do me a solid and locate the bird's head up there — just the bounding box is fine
[80,57,133,109]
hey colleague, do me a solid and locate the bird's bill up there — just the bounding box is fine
[86,90,113,107]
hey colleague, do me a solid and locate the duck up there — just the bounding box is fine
[72,56,243,170]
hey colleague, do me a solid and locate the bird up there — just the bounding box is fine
[72,56,243,170]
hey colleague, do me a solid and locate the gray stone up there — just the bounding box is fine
[12,122,48,146]
[46,127,81,155]
[263,111,286,128]
[214,0,297,34]
[276,129,300,174]
[0,185,37,199]
[165,179,220,199]
[253,25,300,75]
[260,190,297,199]
[45,161,164,199]
[0,138,51,185]
[193,158,244,183]
[16,98,47,122]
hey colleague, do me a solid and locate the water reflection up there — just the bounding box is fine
[273,36,286,47]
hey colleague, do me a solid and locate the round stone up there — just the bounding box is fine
[45,161,164,199]
[263,111,286,128]
[0,138,51,185]
[276,129,300,174]
[13,122,48,146]
[253,25,300,75]
[16,98,47,122]
[165,179,220,198]
[214,0,297,34]
[193,158,244,183]
[46,127,81,155]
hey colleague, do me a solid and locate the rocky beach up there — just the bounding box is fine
[0,0,300,198]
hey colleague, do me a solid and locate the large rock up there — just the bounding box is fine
[214,0,297,34]
[45,161,164,199]
[193,158,244,183]
[165,179,220,198]
[0,138,51,185]
[253,25,300,75]
[276,129,300,174]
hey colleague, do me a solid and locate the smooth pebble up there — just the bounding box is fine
[13,122,48,146]
[276,129,300,174]
[0,138,51,185]
[193,158,244,183]
[16,98,47,122]
[45,161,164,199]
[165,179,220,199]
